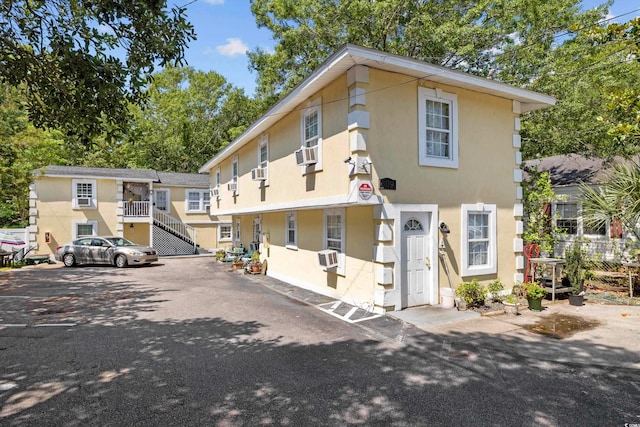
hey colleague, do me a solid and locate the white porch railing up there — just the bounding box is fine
[153,208,197,247]
[123,201,150,217]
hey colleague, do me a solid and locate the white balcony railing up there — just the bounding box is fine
[123,201,150,217]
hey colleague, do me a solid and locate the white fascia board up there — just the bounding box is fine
[198,44,556,172]
[41,173,153,182]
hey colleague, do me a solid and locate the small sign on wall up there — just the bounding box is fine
[358,181,373,200]
[380,178,396,190]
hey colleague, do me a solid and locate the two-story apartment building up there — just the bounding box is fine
[30,166,220,256]
[200,44,555,312]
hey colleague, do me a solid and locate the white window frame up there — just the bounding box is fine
[72,179,97,209]
[285,211,298,249]
[256,135,269,186]
[214,167,221,199]
[231,156,239,195]
[253,216,262,244]
[300,98,323,172]
[323,208,346,275]
[155,189,170,213]
[234,218,241,245]
[418,87,458,169]
[554,202,579,236]
[461,203,497,277]
[218,223,232,242]
[72,220,98,239]
[185,189,210,213]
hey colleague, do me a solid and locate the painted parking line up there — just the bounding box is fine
[316,301,382,324]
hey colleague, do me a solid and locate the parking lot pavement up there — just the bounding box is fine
[3,257,640,368]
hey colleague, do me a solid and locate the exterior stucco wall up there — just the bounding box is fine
[33,177,119,255]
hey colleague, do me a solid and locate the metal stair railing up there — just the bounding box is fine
[152,208,197,248]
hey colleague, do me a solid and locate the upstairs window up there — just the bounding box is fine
[300,98,322,171]
[186,189,210,213]
[72,179,96,209]
[155,189,169,212]
[418,87,458,168]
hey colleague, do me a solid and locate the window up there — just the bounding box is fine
[72,179,96,209]
[556,203,578,235]
[418,87,458,168]
[235,218,241,244]
[461,204,497,276]
[324,208,345,275]
[285,211,297,248]
[230,156,239,195]
[219,223,232,242]
[300,99,322,170]
[185,189,210,213]
[155,189,169,212]
[324,208,344,253]
[253,216,262,243]
[72,220,98,239]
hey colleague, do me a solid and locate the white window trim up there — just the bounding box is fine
[553,202,609,238]
[72,220,98,239]
[72,179,97,209]
[300,98,323,173]
[155,188,170,214]
[323,208,346,275]
[418,87,458,169]
[257,134,269,186]
[218,222,232,243]
[214,167,221,200]
[285,211,298,249]
[234,218,241,245]
[231,156,239,196]
[253,216,262,244]
[185,189,210,213]
[461,203,497,277]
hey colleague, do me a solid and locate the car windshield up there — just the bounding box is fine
[104,237,137,247]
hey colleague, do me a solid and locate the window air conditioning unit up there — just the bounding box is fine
[295,146,318,166]
[251,167,267,181]
[211,187,220,198]
[77,197,91,207]
[318,249,339,269]
[227,181,238,194]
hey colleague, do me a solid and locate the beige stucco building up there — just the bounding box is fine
[29,166,220,257]
[200,45,555,312]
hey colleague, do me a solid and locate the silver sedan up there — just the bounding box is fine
[55,236,158,268]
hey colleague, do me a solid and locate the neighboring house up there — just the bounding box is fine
[30,165,221,256]
[199,44,555,312]
[524,154,633,261]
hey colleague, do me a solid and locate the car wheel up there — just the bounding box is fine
[63,253,76,267]
[115,254,128,268]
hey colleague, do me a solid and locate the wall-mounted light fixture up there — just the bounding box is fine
[129,223,134,229]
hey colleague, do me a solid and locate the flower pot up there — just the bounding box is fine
[568,294,584,306]
[527,296,543,312]
[503,301,521,315]
[251,264,261,273]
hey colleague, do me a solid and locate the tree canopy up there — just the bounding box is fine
[248,0,606,102]
[0,0,196,142]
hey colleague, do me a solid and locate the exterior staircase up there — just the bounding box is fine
[152,208,198,256]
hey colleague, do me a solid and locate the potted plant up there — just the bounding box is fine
[502,294,521,315]
[215,249,226,261]
[523,281,547,311]
[455,279,487,309]
[249,251,262,273]
[565,242,586,306]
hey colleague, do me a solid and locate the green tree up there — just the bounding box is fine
[0,83,67,227]
[126,66,258,172]
[522,169,566,256]
[0,0,195,142]
[581,160,640,243]
[521,14,640,159]
[248,0,601,102]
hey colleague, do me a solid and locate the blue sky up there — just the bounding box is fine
[181,0,640,96]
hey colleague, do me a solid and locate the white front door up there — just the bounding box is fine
[401,213,432,308]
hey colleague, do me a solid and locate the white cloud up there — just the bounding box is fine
[216,38,248,57]
[203,0,224,4]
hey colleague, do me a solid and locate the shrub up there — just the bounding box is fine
[487,278,504,302]
[455,279,487,307]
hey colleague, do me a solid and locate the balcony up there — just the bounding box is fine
[123,201,150,217]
